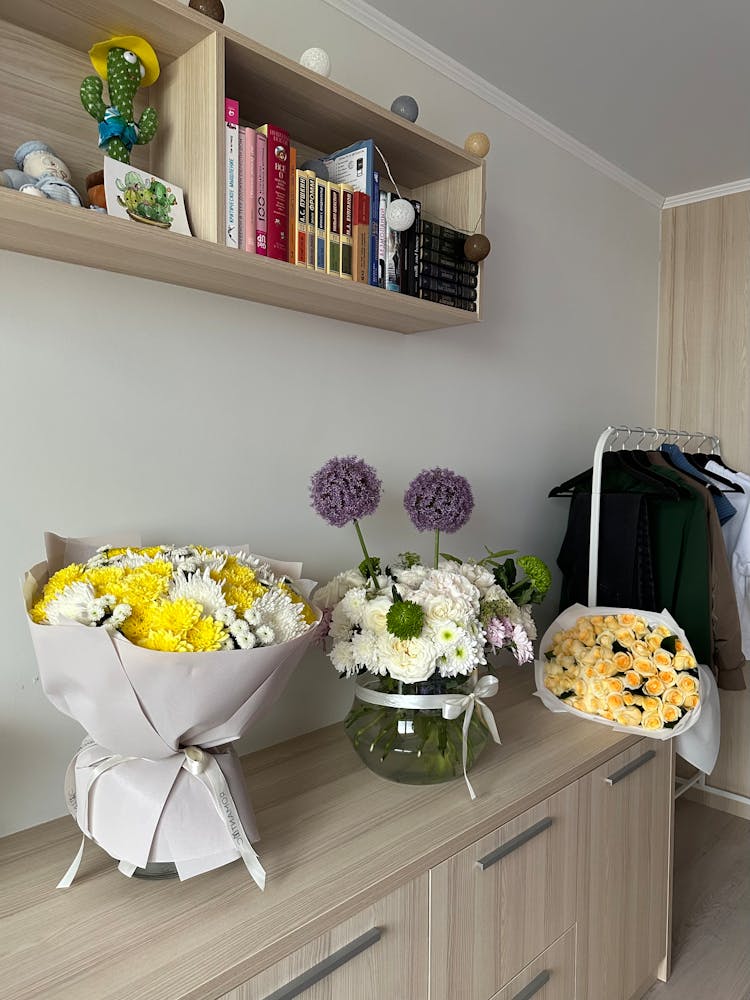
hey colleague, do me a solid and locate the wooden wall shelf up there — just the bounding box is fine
[0,0,485,333]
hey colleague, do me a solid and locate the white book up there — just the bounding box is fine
[225,98,240,249]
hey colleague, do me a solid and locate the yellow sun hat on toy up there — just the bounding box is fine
[88,35,160,88]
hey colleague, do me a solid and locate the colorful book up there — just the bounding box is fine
[224,98,239,249]
[385,194,401,293]
[257,124,290,261]
[327,183,341,276]
[323,140,380,285]
[242,127,256,254]
[370,170,380,286]
[352,191,370,283]
[407,198,421,297]
[340,185,354,280]
[294,169,308,268]
[377,191,388,288]
[255,130,267,255]
[305,171,316,270]
[315,177,328,272]
[288,146,297,264]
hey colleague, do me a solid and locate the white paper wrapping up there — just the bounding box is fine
[534,604,720,773]
[24,533,322,881]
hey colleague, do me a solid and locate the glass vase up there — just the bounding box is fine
[345,673,492,785]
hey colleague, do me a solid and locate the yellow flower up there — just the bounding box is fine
[604,676,625,695]
[677,672,699,696]
[640,695,662,713]
[632,617,648,637]
[658,669,678,688]
[646,633,664,652]
[596,658,619,677]
[661,703,682,725]
[149,598,203,635]
[186,617,228,651]
[604,615,619,630]
[614,628,636,647]
[633,656,657,677]
[589,616,606,631]
[30,563,85,622]
[617,613,637,628]
[607,693,626,713]
[663,687,685,707]
[624,670,642,689]
[652,649,673,670]
[279,582,317,625]
[597,630,616,649]
[623,692,636,706]
[674,651,697,671]
[615,707,643,727]
[643,676,666,698]
[641,712,664,730]
[683,693,700,710]
[613,651,633,671]
[631,640,651,658]
[141,629,194,652]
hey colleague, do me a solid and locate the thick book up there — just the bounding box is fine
[288,146,297,264]
[352,191,370,283]
[418,276,478,301]
[377,191,388,288]
[400,197,421,297]
[294,169,308,268]
[370,170,380,286]
[420,262,478,287]
[315,178,328,272]
[257,124,290,261]
[242,127,256,254]
[340,185,354,280]
[255,130,267,255]
[419,246,479,275]
[327,183,341,276]
[305,171,316,271]
[422,220,470,241]
[323,140,381,286]
[385,194,401,293]
[420,289,477,311]
[224,98,240,249]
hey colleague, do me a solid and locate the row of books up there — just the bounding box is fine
[223,98,479,310]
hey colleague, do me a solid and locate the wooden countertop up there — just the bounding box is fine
[0,671,639,1000]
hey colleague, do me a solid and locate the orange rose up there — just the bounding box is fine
[614,651,633,671]
[661,703,682,725]
[617,613,637,628]
[683,693,700,710]
[624,670,643,689]
[623,692,636,706]
[677,673,699,696]
[615,707,643,727]
[652,649,673,670]
[641,712,664,730]
[663,687,685,707]
[604,676,625,694]
[644,676,666,697]
[633,656,657,677]
[658,669,678,688]
[607,693,626,713]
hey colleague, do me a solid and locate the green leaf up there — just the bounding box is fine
[660,635,679,655]
[439,551,462,563]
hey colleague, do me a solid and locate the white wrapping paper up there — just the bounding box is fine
[24,533,322,882]
[534,604,720,773]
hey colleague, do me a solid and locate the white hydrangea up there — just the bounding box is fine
[313,569,368,609]
[447,561,496,597]
[394,565,430,589]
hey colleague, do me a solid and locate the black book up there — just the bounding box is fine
[418,276,478,301]
[420,233,466,257]
[420,289,477,311]
[419,248,479,275]
[422,219,470,242]
[420,262,478,288]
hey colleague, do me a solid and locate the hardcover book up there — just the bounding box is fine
[323,140,380,286]
[378,190,388,288]
[340,185,354,280]
[224,98,239,249]
[306,171,316,270]
[315,178,328,272]
[255,130,267,255]
[288,146,297,264]
[257,124,290,261]
[242,127,256,254]
[295,169,308,268]
[327,183,341,276]
[352,191,370,283]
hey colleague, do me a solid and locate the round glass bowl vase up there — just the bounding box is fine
[344,674,492,785]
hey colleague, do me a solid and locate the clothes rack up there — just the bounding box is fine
[587,424,750,810]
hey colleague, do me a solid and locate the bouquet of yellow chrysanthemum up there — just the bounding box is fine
[534,604,709,741]
[24,533,320,888]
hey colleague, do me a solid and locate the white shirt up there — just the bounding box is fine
[706,460,750,658]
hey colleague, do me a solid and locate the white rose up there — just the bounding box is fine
[377,633,437,683]
[361,595,392,635]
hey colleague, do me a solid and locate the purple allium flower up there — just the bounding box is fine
[486,616,513,648]
[310,456,382,528]
[404,467,474,533]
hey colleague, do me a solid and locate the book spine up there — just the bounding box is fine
[243,128,256,253]
[315,178,328,272]
[369,170,380,286]
[340,184,354,280]
[386,194,401,293]
[420,289,477,311]
[237,127,246,252]
[419,246,479,275]
[327,182,341,276]
[418,277,478,301]
[306,171,316,270]
[255,131,267,255]
[410,199,421,297]
[295,169,307,268]
[224,98,239,249]
[378,191,387,288]
[288,146,297,264]
[420,262,478,287]
[258,124,290,261]
[420,233,467,257]
[352,192,368,283]
[422,220,470,241]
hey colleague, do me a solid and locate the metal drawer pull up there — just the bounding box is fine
[605,749,656,786]
[512,969,551,1000]
[476,817,554,871]
[262,927,382,1000]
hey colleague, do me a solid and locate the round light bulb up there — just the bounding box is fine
[386,198,415,232]
[300,47,331,78]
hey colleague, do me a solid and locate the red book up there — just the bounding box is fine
[255,130,267,256]
[257,123,290,262]
[352,191,371,283]
[288,145,297,264]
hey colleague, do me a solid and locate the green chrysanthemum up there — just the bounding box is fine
[386,600,425,639]
[517,555,552,597]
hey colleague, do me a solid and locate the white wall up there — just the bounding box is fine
[0,0,659,836]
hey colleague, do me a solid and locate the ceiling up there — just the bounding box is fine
[363,0,750,198]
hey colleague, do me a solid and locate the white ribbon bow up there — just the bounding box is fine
[57,741,266,891]
[440,675,502,800]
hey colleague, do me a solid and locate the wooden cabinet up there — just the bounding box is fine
[430,784,578,1000]
[578,742,672,1000]
[217,878,428,1000]
[488,927,576,1000]
[0,0,484,333]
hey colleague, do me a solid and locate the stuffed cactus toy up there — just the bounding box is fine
[80,35,160,164]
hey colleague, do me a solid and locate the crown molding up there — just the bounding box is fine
[662,177,750,210]
[320,0,665,208]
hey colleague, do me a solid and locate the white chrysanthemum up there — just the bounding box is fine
[395,565,430,589]
[314,569,368,609]
[109,603,131,627]
[439,628,482,677]
[350,630,385,674]
[339,587,368,626]
[377,633,437,684]
[44,582,109,627]
[235,632,257,650]
[194,550,228,573]
[331,640,359,676]
[169,568,233,620]
[330,601,356,642]
[230,618,252,639]
[518,605,537,641]
[444,561,496,596]
[255,624,275,646]
[511,624,534,664]
[427,618,461,649]
[360,595,392,636]
[251,587,309,643]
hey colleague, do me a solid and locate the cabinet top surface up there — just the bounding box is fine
[0,670,640,1000]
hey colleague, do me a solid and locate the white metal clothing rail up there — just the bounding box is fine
[587,424,750,812]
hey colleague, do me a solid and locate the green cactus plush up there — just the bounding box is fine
[80,35,160,164]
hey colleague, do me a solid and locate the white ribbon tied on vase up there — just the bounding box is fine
[57,740,266,891]
[353,674,502,800]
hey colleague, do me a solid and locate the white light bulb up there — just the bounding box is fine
[386,198,415,232]
[300,47,331,78]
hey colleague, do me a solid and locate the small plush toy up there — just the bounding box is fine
[13,141,83,206]
[80,35,160,164]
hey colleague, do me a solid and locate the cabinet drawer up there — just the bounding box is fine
[430,783,578,1000]
[489,926,576,1000]
[218,877,428,1000]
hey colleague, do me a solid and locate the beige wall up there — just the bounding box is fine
[0,0,660,835]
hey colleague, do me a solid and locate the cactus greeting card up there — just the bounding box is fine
[104,159,192,235]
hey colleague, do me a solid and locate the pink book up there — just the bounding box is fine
[255,131,267,256]
[257,124,290,261]
[243,127,257,254]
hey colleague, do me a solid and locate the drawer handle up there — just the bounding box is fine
[512,969,551,1000]
[605,749,656,786]
[262,927,382,1000]
[476,817,553,871]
